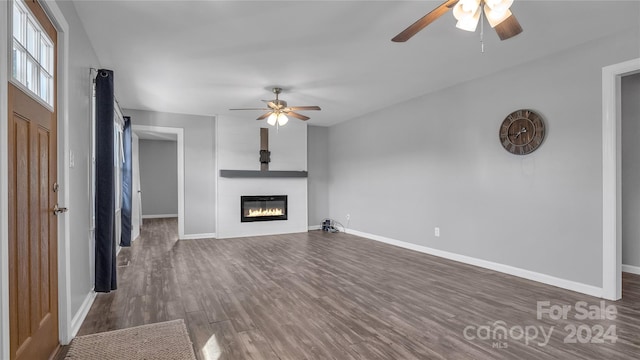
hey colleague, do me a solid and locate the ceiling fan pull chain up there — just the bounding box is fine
[480,7,485,53]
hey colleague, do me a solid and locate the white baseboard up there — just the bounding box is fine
[308,225,321,231]
[142,214,178,219]
[622,264,640,275]
[69,291,96,341]
[180,233,216,240]
[346,228,603,298]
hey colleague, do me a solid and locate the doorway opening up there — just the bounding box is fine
[131,125,185,239]
[621,73,640,291]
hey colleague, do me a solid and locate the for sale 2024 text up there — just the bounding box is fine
[537,300,617,344]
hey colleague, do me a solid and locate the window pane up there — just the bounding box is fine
[26,56,38,93]
[11,0,55,106]
[12,42,25,82]
[40,38,51,73]
[39,73,50,104]
[13,6,24,44]
[26,20,38,59]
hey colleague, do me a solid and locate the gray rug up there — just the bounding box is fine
[65,319,196,360]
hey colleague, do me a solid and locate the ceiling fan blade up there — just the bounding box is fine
[230,108,271,111]
[392,0,459,42]
[266,101,278,109]
[256,112,272,120]
[287,106,321,111]
[494,13,523,41]
[286,112,310,121]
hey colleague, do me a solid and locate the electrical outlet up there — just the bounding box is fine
[346,214,351,221]
[434,227,440,237]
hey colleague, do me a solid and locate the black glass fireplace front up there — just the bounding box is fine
[241,195,288,222]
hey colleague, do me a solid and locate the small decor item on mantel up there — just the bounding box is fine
[499,109,546,155]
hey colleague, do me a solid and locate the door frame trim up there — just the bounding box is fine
[40,0,73,345]
[132,132,141,241]
[602,57,640,300]
[132,125,186,239]
[0,1,74,357]
[1,2,10,359]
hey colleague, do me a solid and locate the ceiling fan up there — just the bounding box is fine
[392,0,522,43]
[230,87,321,126]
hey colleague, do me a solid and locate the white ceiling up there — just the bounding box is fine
[72,1,639,126]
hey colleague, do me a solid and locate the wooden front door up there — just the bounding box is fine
[8,1,59,359]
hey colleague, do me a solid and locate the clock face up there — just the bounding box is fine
[499,109,545,155]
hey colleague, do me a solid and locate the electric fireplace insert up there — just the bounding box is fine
[241,195,288,222]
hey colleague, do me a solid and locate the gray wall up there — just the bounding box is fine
[56,0,101,321]
[327,29,639,288]
[124,109,216,235]
[139,140,178,216]
[308,126,329,226]
[622,73,640,268]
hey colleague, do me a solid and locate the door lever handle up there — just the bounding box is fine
[53,204,68,216]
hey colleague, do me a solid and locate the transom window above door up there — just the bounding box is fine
[11,0,54,107]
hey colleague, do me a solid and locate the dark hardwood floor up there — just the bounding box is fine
[66,218,640,359]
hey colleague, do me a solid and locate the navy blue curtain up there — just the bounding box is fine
[94,69,117,292]
[121,116,132,247]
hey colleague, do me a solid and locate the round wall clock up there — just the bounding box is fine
[499,109,546,155]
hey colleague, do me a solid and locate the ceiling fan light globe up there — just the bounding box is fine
[267,113,278,126]
[453,0,480,20]
[455,5,481,32]
[485,0,513,12]
[277,114,289,126]
[461,0,481,13]
[485,6,512,28]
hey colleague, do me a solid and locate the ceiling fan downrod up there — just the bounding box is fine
[272,87,283,108]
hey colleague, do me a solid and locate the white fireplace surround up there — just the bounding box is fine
[215,115,308,238]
